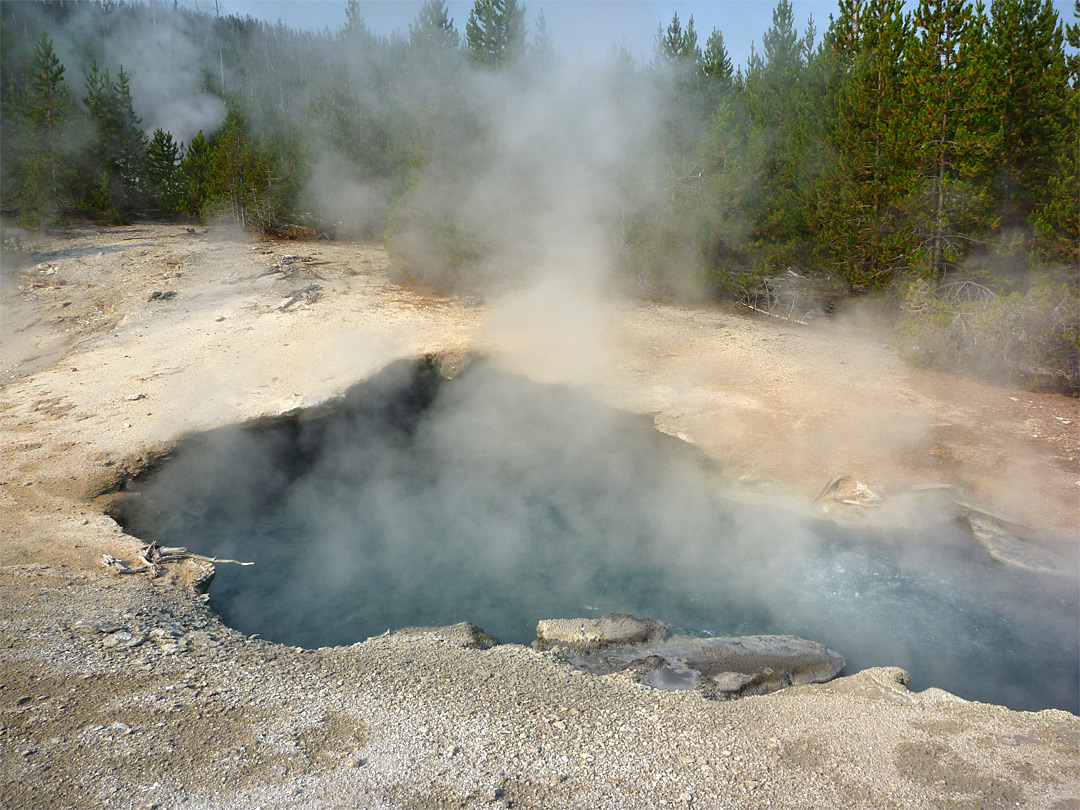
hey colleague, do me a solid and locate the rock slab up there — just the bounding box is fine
[534,613,672,653]
[537,615,844,699]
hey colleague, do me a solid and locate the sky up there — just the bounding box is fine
[206,0,1079,69]
[202,1,861,68]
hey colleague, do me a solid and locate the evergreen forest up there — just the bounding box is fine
[2,0,1077,390]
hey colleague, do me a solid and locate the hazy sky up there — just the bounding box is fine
[208,0,1078,69]
[208,1,854,67]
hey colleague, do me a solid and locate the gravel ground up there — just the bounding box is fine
[1,223,1077,809]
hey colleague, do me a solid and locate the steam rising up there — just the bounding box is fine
[32,3,1073,714]
[122,360,1080,714]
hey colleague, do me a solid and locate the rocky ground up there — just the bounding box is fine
[1,223,1077,809]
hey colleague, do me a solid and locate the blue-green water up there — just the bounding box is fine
[120,359,1079,713]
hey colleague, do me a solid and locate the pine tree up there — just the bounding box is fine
[3,34,77,225]
[179,129,212,218]
[760,0,801,76]
[465,0,526,66]
[744,0,824,270]
[81,61,147,218]
[529,8,555,66]
[1066,0,1080,81]
[145,128,183,214]
[656,13,701,68]
[342,0,372,43]
[206,101,281,229]
[703,29,733,88]
[408,0,459,51]
[987,0,1072,239]
[1030,1,1079,268]
[816,0,913,286]
[904,0,999,278]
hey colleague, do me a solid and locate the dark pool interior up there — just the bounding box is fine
[115,357,1080,713]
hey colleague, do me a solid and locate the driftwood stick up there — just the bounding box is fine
[187,553,254,566]
[103,545,254,578]
[102,554,150,575]
[736,301,812,326]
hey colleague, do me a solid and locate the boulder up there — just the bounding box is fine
[533,613,672,653]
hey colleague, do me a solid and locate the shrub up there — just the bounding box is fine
[898,276,1079,393]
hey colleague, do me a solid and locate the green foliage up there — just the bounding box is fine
[702,29,734,88]
[178,131,213,219]
[743,0,825,272]
[1,34,78,226]
[657,12,701,67]
[465,0,526,66]
[203,101,290,230]
[988,0,1073,237]
[903,0,999,278]
[79,61,147,220]
[409,0,460,51]
[145,129,184,215]
[1029,100,1079,267]
[815,0,914,288]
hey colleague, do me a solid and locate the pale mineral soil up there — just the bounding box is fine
[1,223,1077,810]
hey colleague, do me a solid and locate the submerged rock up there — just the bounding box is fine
[539,616,844,699]
[533,613,672,653]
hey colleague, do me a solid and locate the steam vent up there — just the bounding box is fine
[111,356,1079,714]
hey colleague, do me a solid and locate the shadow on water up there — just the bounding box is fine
[113,357,1080,713]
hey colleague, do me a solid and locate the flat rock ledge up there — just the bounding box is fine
[535,613,845,700]
[533,612,672,652]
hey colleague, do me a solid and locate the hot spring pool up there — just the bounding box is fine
[115,357,1079,713]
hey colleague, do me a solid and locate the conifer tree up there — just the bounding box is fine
[81,61,147,218]
[465,0,526,66]
[904,0,999,278]
[206,101,279,228]
[816,0,913,286]
[703,29,734,88]
[145,128,183,214]
[1030,1,1079,268]
[4,34,77,224]
[342,0,372,43]
[656,13,701,68]
[408,0,459,51]
[987,0,1072,239]
[179,129,212,218]
[744,0,823,269]
[529,9,556,66]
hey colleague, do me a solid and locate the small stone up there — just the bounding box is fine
[102,631,144,649]
[16,695,32,706]
[111,722,133,734]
